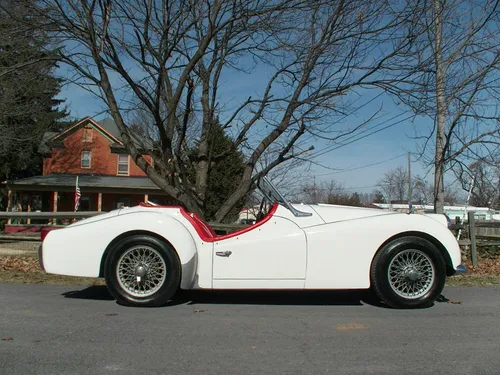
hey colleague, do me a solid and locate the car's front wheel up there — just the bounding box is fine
[370,236,446,309]
[104,234,181,307]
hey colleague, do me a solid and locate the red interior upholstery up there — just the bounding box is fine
[180,203,279,243]
[189,212,217,239]
[139,201,279,243]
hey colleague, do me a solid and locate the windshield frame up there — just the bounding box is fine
[257,176,312,217]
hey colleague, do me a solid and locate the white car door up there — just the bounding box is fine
[212,216,307,289]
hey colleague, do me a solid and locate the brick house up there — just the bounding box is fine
[3,117,176,230]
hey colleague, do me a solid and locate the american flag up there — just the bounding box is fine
[74,176,81,211]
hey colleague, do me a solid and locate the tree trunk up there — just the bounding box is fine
[433,0,446,215]
[196,71,211,206]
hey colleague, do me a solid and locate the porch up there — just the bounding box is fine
[2,174,177,233]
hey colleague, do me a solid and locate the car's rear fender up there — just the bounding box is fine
[42,211,201,289]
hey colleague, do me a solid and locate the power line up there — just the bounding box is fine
[314,153,406,177]
[309,112,413,159]
[300,91,387,144]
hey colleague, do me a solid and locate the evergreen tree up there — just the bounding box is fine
[0,0,68,205]
[188,121,246,222]
[372,190,386,204]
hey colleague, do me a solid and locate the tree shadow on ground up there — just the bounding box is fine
[171,289,388,307]
[62,286,393,308]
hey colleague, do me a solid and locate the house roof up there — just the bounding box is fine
[4,174,163,192]
[39,116,153,154]
[97,118,122,140]
[38,131,60,154]
[52,117,122,144]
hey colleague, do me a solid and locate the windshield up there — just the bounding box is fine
[257,176,311,217]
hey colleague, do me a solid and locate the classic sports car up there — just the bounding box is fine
[39,177,466,309]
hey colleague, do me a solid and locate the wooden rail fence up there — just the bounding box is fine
[0,211,246,241]
[2,211,500,266]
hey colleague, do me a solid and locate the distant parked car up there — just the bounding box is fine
[39,176,466,309]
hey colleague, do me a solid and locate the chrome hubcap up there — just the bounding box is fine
[388,249,435,299]
[117,246,167,298]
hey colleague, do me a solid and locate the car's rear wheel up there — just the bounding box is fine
[104,234,181,307]
[370,236,446,309]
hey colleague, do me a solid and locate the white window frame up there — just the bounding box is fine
[81,151,91,168]
[117,154,129,175]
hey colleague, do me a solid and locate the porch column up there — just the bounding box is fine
[144,194,148,203]
[6,189,12,225]
[52,191,58,225]
[26,199,31,225]
[97,192,102,212]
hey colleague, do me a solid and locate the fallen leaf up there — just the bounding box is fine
[447,300,462,305]
[193,309,206,313]
[105,313,119,316]
[336,323,368,331]
[2,337,14,341]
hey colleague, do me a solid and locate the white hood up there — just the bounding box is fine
[305,203,399,223]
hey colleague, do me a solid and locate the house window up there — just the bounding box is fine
[82,127,93,142]
[81,151,91,168]
[117,154,129,175]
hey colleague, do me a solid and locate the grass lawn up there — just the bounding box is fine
[445,274,500,287]
[0,255,105,286]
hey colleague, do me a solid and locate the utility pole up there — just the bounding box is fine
[408,152,412,204]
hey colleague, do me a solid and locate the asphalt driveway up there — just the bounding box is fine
[1,283,499,374]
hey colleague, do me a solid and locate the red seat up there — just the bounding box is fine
[180,203,278,242]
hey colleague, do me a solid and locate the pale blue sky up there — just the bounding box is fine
[56,67,439,196]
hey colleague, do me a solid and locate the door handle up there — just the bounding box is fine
[216,251,232,257]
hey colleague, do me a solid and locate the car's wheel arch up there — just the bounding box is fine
[370,231,455,278]
[99,230,180,278]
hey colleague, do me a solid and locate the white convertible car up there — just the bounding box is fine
[39,177,466,309]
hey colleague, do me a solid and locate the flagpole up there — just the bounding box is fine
[74,175,81,216]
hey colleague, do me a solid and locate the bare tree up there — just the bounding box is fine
[298,179,364,206]
[298,180,344,204]
[457,159,500,208]
[377,166,409,202]
[412,175,433,204]
[380,0,500,214]
[21,0,424,221]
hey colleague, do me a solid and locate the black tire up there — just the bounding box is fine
[370,236,446,309]
[104,234,181,307]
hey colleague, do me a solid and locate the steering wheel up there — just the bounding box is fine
[255,196,268,222]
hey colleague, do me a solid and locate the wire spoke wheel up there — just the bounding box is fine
[388,249,435,299]
[116,245,167,298]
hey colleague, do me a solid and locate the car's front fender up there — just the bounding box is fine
[304,212,463,289]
